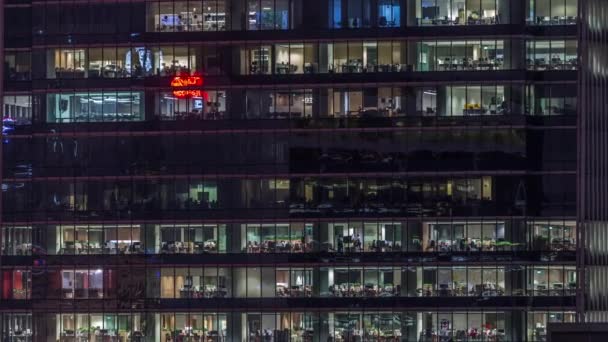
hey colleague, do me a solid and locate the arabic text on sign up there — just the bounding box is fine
[170,75,203,87]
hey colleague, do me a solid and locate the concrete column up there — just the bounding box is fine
[370,0,379,27]
[503,0,525,25]
[436,86,448,116]
[318,44,330,73]
[507,310,525,341]
[399,221,407,251]
[229,222,243,253]
[408,41,418,71]
[406,0,417,26]
[402,312,418,341]
[504,84,524,116]
[144,90,156,120]
[218,178,241,214]
[292,0,303,29]
[505,264,524,295]
[340,91,348,115]
[302,0,327,29]
[270,45,276,75]
[306,42,319,73]
[319,313,330,341]
[407,220,422,251]
[403,267,417,296]
[33,48,50,79]
[31,264,48,300]
[226,89,247,119]
[239,89,262,118]
[508,219,527,247]
[363,88,377,107]
[32,93,44,124]
[227,312,242,341]
[312,223,322,251]
[504,39,525,70]
[313,268,321,296]
[230,0,245,30]
[33,313,55,342]
[402,87,417,116]
[341,0,349,27]
[143,223,156,254]
[319,222,331,251]
[143,313,156,342]
[144,2,156,31]
[31,224,46,254]
[230,46,241,75]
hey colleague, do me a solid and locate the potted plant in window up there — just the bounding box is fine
[78,327,89,338]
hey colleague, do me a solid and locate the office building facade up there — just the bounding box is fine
[0,0,583,341]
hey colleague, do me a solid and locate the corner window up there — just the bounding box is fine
[526,40,578,70]
[526,0,577,25]
[3,95,32,126]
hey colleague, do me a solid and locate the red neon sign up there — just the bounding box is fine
[171,75,203,87]
[171,75,205,99]
[172,90,209,101]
